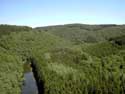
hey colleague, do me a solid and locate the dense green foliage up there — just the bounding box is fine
[35,24,125,44]
[0,24,32,37]
[0,47,23,94]
[0,24,125,94]
[109,35,125,46]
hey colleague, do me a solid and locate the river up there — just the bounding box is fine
[22,63,38,94]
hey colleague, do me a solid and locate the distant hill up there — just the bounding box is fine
[0,24,32,36]
[35,24,125,44]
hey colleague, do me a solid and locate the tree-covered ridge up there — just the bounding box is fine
[35,24,125,44]
[0,24,32,36]
[0,24,125,94]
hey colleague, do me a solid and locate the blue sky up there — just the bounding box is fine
[0,0,125,27]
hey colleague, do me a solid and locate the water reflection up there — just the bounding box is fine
[22,63,38,94]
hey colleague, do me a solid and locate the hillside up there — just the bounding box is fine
[0,25,32,37]
[35,24,125,44]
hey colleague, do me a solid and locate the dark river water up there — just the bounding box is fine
[22,63,38,94]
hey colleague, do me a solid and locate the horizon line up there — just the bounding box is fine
[0,23,125,28]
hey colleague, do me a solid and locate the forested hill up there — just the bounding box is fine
[1,24,125,44]
[0,24,32,36]
[35,24,125,44]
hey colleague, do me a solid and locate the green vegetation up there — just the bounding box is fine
[0,47,23,94]
[0,24,125,94]
[0,24,32,37]
[35,24,125,44]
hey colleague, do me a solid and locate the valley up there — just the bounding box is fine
[0,24,125,94]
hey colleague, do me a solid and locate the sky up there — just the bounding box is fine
[0,0,125,27]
